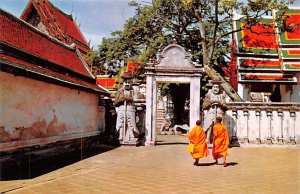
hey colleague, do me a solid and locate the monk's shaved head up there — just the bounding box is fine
[216,117,222,122]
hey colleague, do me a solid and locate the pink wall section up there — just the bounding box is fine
[0,71,105,152]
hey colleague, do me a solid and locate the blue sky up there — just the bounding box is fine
[1,0,299,49]
[0,0,146,49]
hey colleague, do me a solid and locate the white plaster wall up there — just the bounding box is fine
[292,85,300,102]
[0,71,105,151]
[280,84,300,103]
[280,85,289,102]
[237,83,249,101]
[290,73,300,102]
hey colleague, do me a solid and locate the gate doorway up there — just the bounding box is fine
[145,43,202,145]
[156,83,190,145]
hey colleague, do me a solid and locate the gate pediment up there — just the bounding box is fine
[155,44,194,69]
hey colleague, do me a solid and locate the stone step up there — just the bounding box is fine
[156,108,167,130]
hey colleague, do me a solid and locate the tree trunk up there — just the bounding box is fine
[195,9,242,102]
[204,65,242,102]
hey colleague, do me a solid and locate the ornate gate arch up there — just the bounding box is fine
[145,43,202,145]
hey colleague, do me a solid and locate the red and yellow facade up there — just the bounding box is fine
[232,8,300,86]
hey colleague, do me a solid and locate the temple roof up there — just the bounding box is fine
[0,9,106,94]
[96,76,118,90]
[126,61,141,73]
[277,9,300,47]
[96,62,142,94]
[20,0,90,56]
[231,8,300,84]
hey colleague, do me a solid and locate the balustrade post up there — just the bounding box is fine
[243,108,249,143]
[266,108,273,144]
[255,108,262,144]
[289,108,296,145]
[231,108,239,146]
[277,109,284,145]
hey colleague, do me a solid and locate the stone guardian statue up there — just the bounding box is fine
[202,77,228,143]
[114,72,140,145]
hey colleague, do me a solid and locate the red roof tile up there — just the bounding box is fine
[241,22,278,50]
[283,13,300,40]
[0,10,92,78]
[232,8,300,85]
[51,5,88,45]
[0,9,105,94]
[240,59,281,69]
[21,0,89,55]
[243,73,294,81]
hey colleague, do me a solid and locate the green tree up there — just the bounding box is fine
[85,50,105,76]
[97,0,291,99]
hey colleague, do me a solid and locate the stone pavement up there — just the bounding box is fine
[1,135,299,194]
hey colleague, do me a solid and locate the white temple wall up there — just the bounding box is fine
[0,71,105,152]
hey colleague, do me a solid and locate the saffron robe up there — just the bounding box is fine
[188,126,209,159]
[212,123,229,159]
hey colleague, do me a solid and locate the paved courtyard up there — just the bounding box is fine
[1,135,299,194]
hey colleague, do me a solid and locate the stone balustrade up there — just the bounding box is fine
[224,102,300,145]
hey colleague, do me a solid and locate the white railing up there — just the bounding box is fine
[224,102,300,145]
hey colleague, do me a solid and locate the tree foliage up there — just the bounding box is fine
[96,0,290,76]
[94,0,291,123]
[96,0,291,100]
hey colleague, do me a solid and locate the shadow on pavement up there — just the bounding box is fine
[196,162,238,167]
[196,162,216,166]
[214,162,238,167]
[0,144,119,181]
[156,142,188,146]
[225,162,238,167]
[155,136,189,146]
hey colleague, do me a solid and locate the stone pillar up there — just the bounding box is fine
[266,108,273,144]
[243,108,249,143]
[255,108,262,144]
[289,109,296,144]
[152,80,157,144]
[277,109,284,145]
[231,108,239,146]
[190,77,201,127]
[145,73,155,146]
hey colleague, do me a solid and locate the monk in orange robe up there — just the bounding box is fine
[188,120,209,166]
[212,117,230,167]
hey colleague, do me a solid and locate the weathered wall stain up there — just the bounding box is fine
[32,118,47,137]
[0,126,11,142]
[46,115,67,136]
[14,115,67,140]
[15,126,34,140]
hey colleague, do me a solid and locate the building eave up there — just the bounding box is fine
[0,58,108,95]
